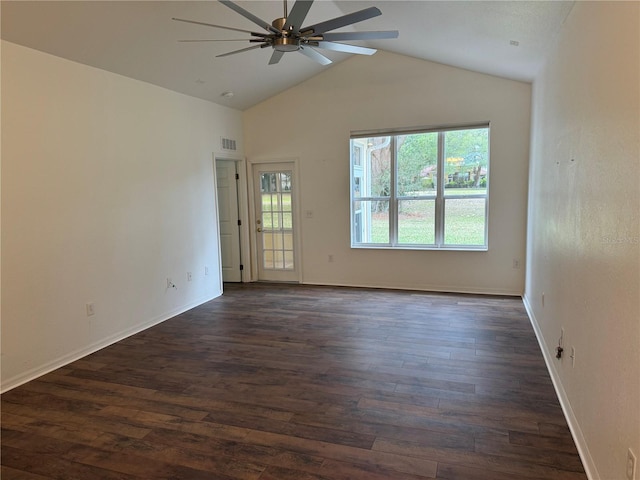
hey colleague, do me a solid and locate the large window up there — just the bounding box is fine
[350,124,489,249]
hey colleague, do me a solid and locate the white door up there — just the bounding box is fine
[216,160,242,282]
[253,162,299,282]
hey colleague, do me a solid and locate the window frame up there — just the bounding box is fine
[350,123,490,251]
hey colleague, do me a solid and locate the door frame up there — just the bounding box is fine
[214,154,251,283]
[248,158,303,283]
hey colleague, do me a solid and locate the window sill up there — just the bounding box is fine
[351,245,488,252]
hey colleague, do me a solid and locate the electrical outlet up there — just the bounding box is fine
[86,303,95,317]
[512,258,520,269]
[328,254,334,263]
[187,272,192,282]
[205,266,209,276]
[628,448,637,480]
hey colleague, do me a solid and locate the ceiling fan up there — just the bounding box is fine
[172,0,398,65]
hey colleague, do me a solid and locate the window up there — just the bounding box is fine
[350,124,489,249]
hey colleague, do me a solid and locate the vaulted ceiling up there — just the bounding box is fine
[1,1,574,110]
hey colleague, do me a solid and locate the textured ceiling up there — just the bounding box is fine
[1,1,574,110]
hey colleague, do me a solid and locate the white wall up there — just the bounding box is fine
[244,51,531,295]
[525,3,639,479]
[1,41,243,391]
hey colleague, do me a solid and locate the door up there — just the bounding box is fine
[253,162,299,282]
[216,160,242,282]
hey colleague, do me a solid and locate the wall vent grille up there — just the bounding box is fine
[221,137,237,151]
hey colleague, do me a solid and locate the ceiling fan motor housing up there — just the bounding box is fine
[272,17,301,51]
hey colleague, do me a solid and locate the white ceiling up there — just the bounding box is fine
[1,0,574,110]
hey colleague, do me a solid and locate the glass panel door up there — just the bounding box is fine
[253,163,299,282]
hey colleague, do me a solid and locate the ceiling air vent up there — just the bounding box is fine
[221,137,237,151]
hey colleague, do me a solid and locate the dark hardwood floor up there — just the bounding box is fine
[2,283,587,479]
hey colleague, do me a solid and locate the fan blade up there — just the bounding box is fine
[321,30,399,42]
[219,0,280,34]
[298,45,332,65]
[172,17,268,36]
[314,41,376,56]
[179,39,253,42]
[269,50,285,65]
[300,6,381,36]
[216,43,269,58]
[283,0,313,33]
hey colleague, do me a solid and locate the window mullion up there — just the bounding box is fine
[390,135,398,246]
[435,132,445,246]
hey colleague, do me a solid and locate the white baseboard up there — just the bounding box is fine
[522,294,599,480]
[301,279,522,296]
[1,292,220,393]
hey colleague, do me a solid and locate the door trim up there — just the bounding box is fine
[248,158,302,284]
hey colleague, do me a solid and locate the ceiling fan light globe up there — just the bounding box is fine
[273,37,300,52]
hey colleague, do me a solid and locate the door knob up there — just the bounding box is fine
[257,227,262,232]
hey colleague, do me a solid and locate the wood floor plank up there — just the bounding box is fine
[373,437,585,479]
[1,283,586,480]
[475,431,585,472]
[436,462,551,480]
[4,427,257,480]
[1,466,51,480]
[245,429,439,478]
[257,465,334,480]
[1,444,141,480]
[316,459,437,480]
